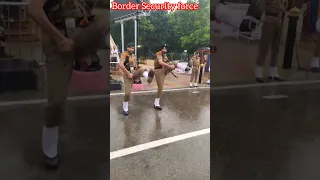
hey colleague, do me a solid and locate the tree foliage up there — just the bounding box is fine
[110,0,210,58]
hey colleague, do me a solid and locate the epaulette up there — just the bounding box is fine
[121,51,129,59]
[156,51,162,56]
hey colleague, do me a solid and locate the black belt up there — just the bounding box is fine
[155,67,162,69]
[265,12,283,18]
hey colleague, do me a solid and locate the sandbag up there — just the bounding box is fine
[239,4,262,32]
[215,3,249,28]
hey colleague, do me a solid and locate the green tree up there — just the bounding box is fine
[138,16,154,58]
[110,0,210,58]
[110,14,136,50]
[169,0,210,53]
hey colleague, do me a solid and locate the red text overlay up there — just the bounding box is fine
[111,1,199,12]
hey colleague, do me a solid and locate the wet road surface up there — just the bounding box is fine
[212,83,320,180]
[4,81,320,179]
[110,88,210,180]
[0,99,109,180]
[211,32,320,85]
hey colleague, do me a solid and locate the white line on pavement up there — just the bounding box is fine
[262,95,288,99]
[210,80,320,91]
[0,87,209,106]
[110,86,209,96]
[1,79,320,106]
[110,128,210,160]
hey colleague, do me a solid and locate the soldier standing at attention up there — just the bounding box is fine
[118,42,154,115]
[190,52,200,87]
[254,0,286,83]
[154,44,190,110]
[28,0,108,168]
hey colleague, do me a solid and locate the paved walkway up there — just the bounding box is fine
[211,21,320,85]
[212,83,320,180]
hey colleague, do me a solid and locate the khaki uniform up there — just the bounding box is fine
[256,0,285,67]
[154,51,176,98]
[120,51,147,102]
[190,56,200,83]
[42,0,108,127]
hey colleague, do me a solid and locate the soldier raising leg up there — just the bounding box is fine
[118,42,154,115]
[153,44,190,110]
[28,0,108,168]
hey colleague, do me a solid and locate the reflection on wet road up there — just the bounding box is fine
[110,88,210,180]
[0,99,109,180]
[212,84,320,180]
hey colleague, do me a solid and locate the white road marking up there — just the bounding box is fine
[210,80,320,91]
[0,79,320,106]
[110,86,209,96]
[262,95,288,99]
[110,128,210,160]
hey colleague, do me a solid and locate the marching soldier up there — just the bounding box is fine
[28,0,108,168]
[254,0,286,83]
[154,44,189,110]
[190,52,200,87]
[118,42,154,115]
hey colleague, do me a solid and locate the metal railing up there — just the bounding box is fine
[0,0,43,70]
[0,0,41,65]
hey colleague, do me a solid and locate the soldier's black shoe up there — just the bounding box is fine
[256,77,264,83]
[147,69,154,83]
[44,154,59,169]
[123,111,129,116]
[154,105,162,110]
[268,76,284,82]
[310,67,320,73]
[185,67,190,72]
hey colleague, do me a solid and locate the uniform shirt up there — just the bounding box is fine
[190,56,200,67]
[121,51,136,71]
[264,0,286,21]
[155,51,168,69]
[199,55,206,65]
